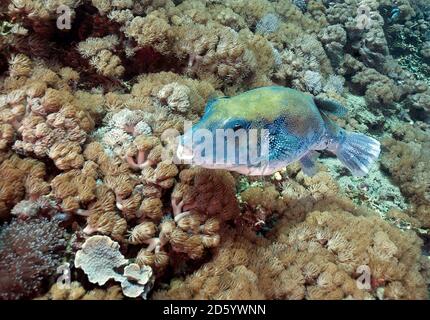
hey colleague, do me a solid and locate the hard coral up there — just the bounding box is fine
[74,235,154,298]
[74,235,128,285]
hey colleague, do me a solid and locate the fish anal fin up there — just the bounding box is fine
[314,97,348,118]
[299,151,319,176]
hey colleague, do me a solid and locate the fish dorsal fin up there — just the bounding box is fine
[314,97,348,118]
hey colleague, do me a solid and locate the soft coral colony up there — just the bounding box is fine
[0,0,429,300]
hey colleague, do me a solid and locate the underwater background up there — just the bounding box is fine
[0,0,429,300]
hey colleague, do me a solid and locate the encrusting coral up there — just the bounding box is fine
[0,0,429,301]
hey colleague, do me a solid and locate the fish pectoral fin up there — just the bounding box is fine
[314,97,348,118]
[299,151,319,176]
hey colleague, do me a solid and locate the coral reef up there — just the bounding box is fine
[74,235,154,298]
[154,202,427,300]
[0,153,49,219]
[0,60,97,169]
[0,0,428,301]
[381,123,430,228]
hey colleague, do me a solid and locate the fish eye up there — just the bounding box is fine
[226,119,248,131]
[233,123,243,131]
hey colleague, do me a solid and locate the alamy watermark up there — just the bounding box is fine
[56,5,72,30]
[56,262,71,289]
[356,265,371,290]
[356,2,373,30]
[173,121,270,168]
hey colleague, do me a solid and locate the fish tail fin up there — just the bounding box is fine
[333,130,380,176]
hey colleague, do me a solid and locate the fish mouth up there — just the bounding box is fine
[176,143,215,166]
[176,140,225,166]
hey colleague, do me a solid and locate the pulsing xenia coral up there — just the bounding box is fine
[39,281,123,300]
[128,167,240,276]
[381,124,430,228]
[92,108,152,158]
[77,35,125,78]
